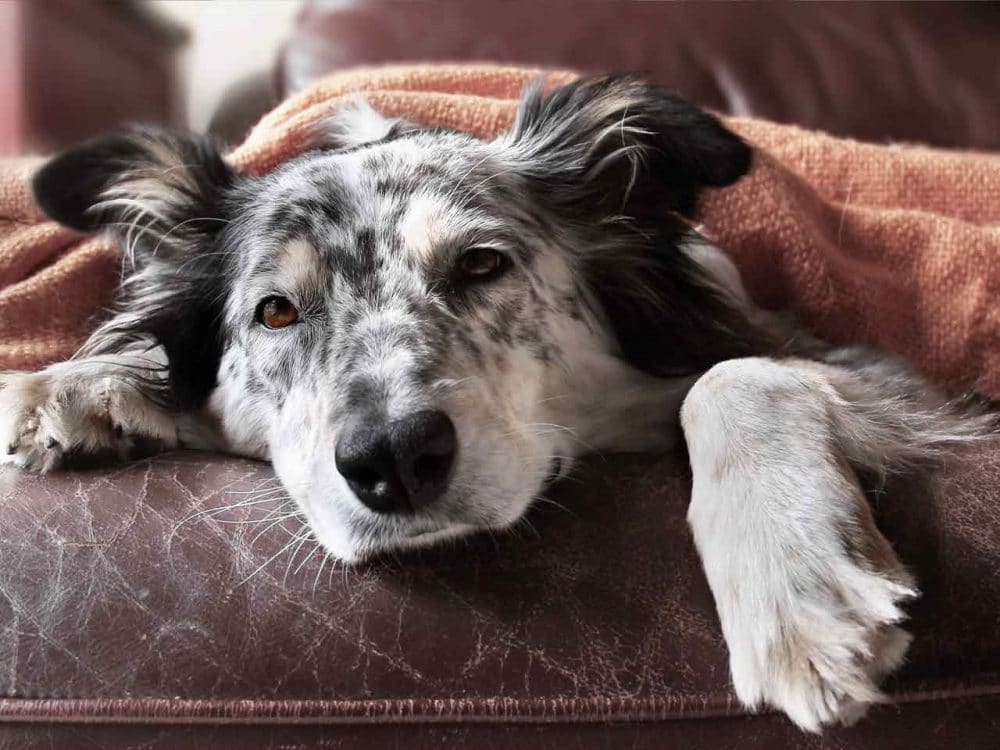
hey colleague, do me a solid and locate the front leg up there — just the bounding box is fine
[0,349,179,472]
[681,357,918,731]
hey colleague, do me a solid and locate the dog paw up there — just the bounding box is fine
[0,372,58,471]
[727,558,917,732]
[0,369,176,472]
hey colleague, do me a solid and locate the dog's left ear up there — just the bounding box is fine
[504,75,751,218]
[504,77,770,376]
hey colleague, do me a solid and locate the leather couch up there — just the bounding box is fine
[3,2,999,747]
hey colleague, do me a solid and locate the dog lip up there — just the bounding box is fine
[403,521,454,539]
[401,521,475,543]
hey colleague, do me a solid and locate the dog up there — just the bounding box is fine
[1,76,992,731]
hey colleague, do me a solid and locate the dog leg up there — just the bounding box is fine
[0,349,178,472]
[681,357,919,731]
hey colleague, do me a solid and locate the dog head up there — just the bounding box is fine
[33,76,763,561]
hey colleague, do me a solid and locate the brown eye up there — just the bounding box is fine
[256,296,299,329]
[457,247,509,281]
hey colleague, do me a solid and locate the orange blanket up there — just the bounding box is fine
[2,65,999,396]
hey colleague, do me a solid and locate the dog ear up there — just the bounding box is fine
[505,75,751,218]
[32,129,236,408]
[505,77,770,376]
[32,127,233,240]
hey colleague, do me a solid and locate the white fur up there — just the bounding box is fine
[318,98,406,150]
[398,192,454,262]
[681,357,918,732]
[0,351,178,471]
[275,238,322,290]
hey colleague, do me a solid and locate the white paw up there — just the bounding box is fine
[0,369,177,472]
[727,558,917,732]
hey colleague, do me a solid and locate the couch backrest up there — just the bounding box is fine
[283,1,1000,150]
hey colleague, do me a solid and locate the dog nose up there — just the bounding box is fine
[334,410,457,514]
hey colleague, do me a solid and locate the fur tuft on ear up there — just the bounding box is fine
[312,98,417,152]
[505,75,751,217]
[504,76,770,376]
[33,128,233,260]
[32,128,237,408]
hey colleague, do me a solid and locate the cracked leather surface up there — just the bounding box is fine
[1,439,999,748]
[0,452,726,705]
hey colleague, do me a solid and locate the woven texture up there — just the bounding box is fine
[2,64,999,394]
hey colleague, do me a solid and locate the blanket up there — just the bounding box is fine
[2,64,999,397]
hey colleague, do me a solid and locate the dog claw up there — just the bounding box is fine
[114,424,124,438]
[6,443,16,455]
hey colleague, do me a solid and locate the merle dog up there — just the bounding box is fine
[2,77,991,730]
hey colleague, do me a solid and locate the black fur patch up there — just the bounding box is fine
[508,75,774,375]
[32,128,236,408]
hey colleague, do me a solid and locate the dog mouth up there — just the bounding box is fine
[352,497,521,560]
[362,521,478,559]
[396,457,565,540]
[404,523,471,541]
[329,454,569,562]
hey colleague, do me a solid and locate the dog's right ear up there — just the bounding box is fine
[33,129,237,410]
[32,128,234,249]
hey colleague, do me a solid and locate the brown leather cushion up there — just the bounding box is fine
[2,440,999,741]
[282,1,1000,151]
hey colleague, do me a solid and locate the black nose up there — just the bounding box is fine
[334,410,457,514]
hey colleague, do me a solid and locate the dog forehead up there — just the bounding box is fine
[396,192,468,262]
[285,132,463,183]
[249,138,501,255]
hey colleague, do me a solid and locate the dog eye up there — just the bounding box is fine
[456,247,509,281]
[458,247,510,281]
[256,296,299,329]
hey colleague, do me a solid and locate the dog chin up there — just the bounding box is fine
[333,521,479,565]
[329,493,539,564]
[397,522,481,552]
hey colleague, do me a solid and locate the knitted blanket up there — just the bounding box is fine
[2,65,999,396]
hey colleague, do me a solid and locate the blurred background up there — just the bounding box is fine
[0,0,301,155]
[1,0,998,157]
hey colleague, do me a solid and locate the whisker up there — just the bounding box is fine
[312,551,331,595]
[283,533,316,585]
[249,511,305,547]
[532,495,578,518]
[239,526,311,586]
